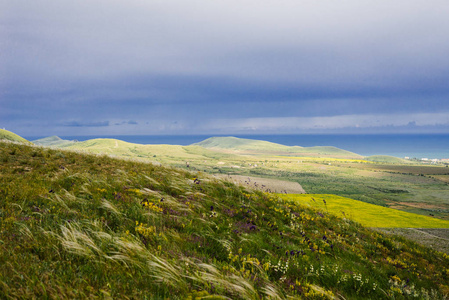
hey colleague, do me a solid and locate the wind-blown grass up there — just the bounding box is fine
[1,140,449,299]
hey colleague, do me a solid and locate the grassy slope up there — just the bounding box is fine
[2,141,449,299]
[365,155,410,164]
[194,136,363,158]
[65,138,231,159]
[32,135,77,147]
[0,129,31,144]
[42,136,449,219]
[280,194,449,228]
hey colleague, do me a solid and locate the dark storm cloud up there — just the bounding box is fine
[62,121,110,127]
[2,0,449,135]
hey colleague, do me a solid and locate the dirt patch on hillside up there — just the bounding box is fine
[218,175,306,194]
[371,165,449,175]
[433,175,449,183]
[375,228,449,254]
[387,201,448,210]
[387,201,448,211]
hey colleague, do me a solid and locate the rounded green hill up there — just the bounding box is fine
[365,155,408,164]
[0,129,31,144]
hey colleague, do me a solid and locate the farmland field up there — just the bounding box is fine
[279,194,449,228]
[281,193,449,253]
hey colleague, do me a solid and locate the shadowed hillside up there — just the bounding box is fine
[1,140,449,299]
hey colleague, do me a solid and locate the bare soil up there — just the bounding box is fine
[386,201,448,210]
[218,174,306,194]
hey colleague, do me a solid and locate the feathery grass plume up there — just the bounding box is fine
[161,194,193,214]
[114,237,146,259]
[261,284,283,300]
[167,172,192,190]
[100,199,122,217]
[15,222,35,241]
[97,229,146,269]
[141,188,163,197]
[185,191,207,198]
[58,189,88,210]
[142,175,161,187]
[114,169,130,182]
[80,184,93,198]
[0,280,11,298]
[61,171,86,183]
[217,239,233,254]
[58,222,104,259]
[58,221,145,269]
[103,253,136,269]
[62,189,78,203]
[195,263,259,300]
[46,193,72,212]
[147,254,188,292]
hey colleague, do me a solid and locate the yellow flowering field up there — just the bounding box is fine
[280,194,449,228]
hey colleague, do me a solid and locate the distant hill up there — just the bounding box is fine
[0,129,31,144]
[60,138,238,165]
[194,136,362,158]
[32,136,78,147]
[365,155,409,164]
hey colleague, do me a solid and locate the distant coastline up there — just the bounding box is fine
[25,133,449,160]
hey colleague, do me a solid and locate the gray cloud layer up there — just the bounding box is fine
[2,0,449,136]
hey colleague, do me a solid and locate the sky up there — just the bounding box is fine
[2,0,449,137]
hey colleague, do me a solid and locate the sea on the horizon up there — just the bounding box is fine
[26,134,449,160]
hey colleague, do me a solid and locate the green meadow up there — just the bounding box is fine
[2,139,449,299]
[2,130,449,298]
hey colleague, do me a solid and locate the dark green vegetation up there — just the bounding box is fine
[2,140,449,299]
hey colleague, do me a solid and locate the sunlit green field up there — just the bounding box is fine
[280,194,449,228]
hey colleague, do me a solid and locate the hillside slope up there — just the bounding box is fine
[32,135,78,147]
[365,155,410,164]
[1,141,449,299]
[195,136,363,158]
[0,129,31,144]
[62,138,238,165]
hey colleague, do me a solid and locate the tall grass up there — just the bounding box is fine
[1,140,449,299]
